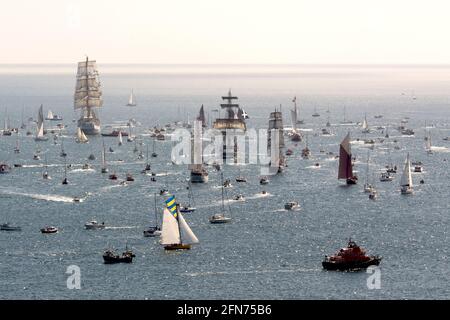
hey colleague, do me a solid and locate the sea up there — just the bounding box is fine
[0,64,449,299]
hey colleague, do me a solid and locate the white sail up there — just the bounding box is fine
[426,132,432,150]
[160,208,181,245]
[290,109,297,131]
[127,89,136,106]
[36,105,45,138]
[74,59,103,110]
[47,110,53,119]
[118,131,123,144]
[362,118,368,129]
[400,153,413,187]
[178,213,199,244]
[77,128,89,143]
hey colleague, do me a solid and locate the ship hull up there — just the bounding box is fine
[164,244,191,250]
[78,117,100,135]
[322,257,381,271]
[190,172,209,183]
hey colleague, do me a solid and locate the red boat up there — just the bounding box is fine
[322,239,381,271]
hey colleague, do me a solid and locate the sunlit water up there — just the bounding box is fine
[0,65,449,299]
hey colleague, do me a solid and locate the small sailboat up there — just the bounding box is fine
[43,156,51,180]
[144,193,162,237]
[312,107,320,117]
[76,127,89,143]
[60,137,67,157]
[45,109,62,121]
[13,132,20,153]
[101,144,108,173]
[400,153,413,195]
[151,139,158,157]
[161,195,199,250]
[126,89,137,107]
[35,104,48,141]
[118,131,123,146]
[209,173,232,224]
[127,124,135,142]
[179,180,196,213]
[425,131,432,154]
[338,133,358,185]
[301,135,311,159]
[361,114,370,133]
[62,157,68,185]
[142,143,151,173]
[363,150,374,193]
[291,96,304,125]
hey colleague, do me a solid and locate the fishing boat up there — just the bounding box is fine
[400,153,413,194]
[284,201,300,210]
[85,220,105,230]
[45,110,62,121]
[338,133,358,185]
[210,173,232,224]
[126,89,137,106]
[34,105,48,141]
[0,163,11,174]
[74,57,102,135]
[0,223,21,231]
[103,247,135,264]
[322,239,382,271]
[161,199,199,250]
[144,193,162,237]
[41,226,58,234]
[76,127,89,143]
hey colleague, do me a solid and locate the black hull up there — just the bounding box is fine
[103,256,133,264]
[322,257,381,271]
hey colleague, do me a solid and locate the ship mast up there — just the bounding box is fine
[85,56,90,119]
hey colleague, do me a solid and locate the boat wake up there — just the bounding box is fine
[182,267,317,277]
[70,168,96,173]
[0,188,75,203]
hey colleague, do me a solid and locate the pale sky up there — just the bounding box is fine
[1,0,450,64]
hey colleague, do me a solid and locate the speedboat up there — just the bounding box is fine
[85,220,105,230]
[103,248,135,264]
[0,164,11,174]
[380,172,394,182]
[235,176,247,182]
[0,223,21,231]
[260,177,269,185]
[233,194,245,201]
[209,214,231,224]
[284,201,300,210]
[179,205,196,213]
[143,226,161,237]
[322,239,381,271]
[40,226,58,234]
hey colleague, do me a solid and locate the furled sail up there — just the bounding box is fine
[338,133,353,179]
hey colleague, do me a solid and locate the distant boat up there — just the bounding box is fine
[312,107,320,117]
[103,247,135,264]
[425,131,432,154]
[43,156,51,180]
[101,143,108,173]
[126,89,137,106]
[76,127,89,143]
[85,220,105,230]
[144,193,162,237]
[338,133,358,185]
[291,96,304,124]
[118,131,123,146]
[400,153,413,195]
[0,223,21,231]
[0,163,11,174]
[45,110,62,121]
[179,181,196,213]
[62,157,68,185]
[209,173,232,224]
[41,226,58,234]
[196,104,207,127]
[363,150,374,193]
[35,105,48,141]
[14,132,20,153]
[340,107,353,124]
[361,114,370,133]
[161,197,199,250]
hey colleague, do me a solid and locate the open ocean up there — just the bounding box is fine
[0,64,449,299]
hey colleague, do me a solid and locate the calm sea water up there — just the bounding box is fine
[0,65,449,299]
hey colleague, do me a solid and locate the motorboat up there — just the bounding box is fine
[85,220,105,230]
[414,165,423,173]
[223,179,232,188]
[233,194,245,201]
[322,239,382,271]
[0,223,21,231]
[126,173,135,181]
[40,226,58,234]
[109,172,118,180]
[143,226,161,237]
[209,213,231,224]
[260,177,269,185]
[103,248,135,264]
[380,172,394,182]
[284,201,300,210]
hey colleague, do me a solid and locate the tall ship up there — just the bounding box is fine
[212,89,247,161]
[338,132,357,184]
[268,108,286,173]
[74,57,103,135]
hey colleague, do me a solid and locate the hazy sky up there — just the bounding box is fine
[1,0,450,64]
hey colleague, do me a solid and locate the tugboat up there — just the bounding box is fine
[322,239,382,271]
[102,247,135,264]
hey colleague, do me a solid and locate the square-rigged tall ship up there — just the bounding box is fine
[213,89,247,161]
[74,57,103,135]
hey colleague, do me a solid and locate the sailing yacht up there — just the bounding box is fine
[161,196,199,250]
[62,157,68,185]
[363,150,374,193]
[291,96,304,125]
[126,89,137,106]
[301,135,311,159]
[362,114,370,133]
[190,120,208,183]
[45,110,62,121]
[35,105,48,141]
[101,144,108,173]
[43,156,51,180]
[144,193,161,237]
[338,133,358,184]
[151,139,158,157]
[118,131,123,146]
[74,57,102,135]
[340,106,353,125]
[210,173,232,224]
[14,132,20,153]
[425,131,432,154]
[312,107,320,117]
[76,127,89,143]
[400,153,413,194]
[289,101,302,142]
[179,181,196,213]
